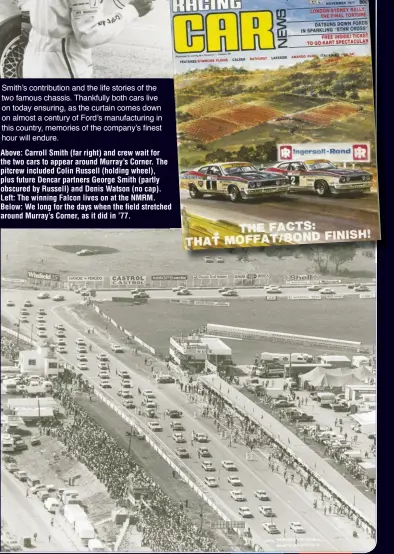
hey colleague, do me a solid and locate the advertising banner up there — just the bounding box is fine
[27,271,60,281]
[171,0,379,250]
[278,143,371,163]
[151,275,188,281]
[67,276,104,282]
[110,276,147,287]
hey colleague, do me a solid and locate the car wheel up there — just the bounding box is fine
[0,16,28,79]
[315,180,330,197]
[189,185,202,199]
[228,185,241,202]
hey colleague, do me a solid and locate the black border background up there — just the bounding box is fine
[375,0,389,550]
[0,1,386,552]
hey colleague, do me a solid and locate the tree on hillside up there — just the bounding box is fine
[300,246,331,274]
[329,244,358,272]
[237,249,250,262]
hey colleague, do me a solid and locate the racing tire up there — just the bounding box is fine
[315,180,330,197]
[189,185,203,199]
[0,15,26,79]
[228,185,242,202]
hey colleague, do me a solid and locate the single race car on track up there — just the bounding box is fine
[181,162,290,202]
[265,159,373,197]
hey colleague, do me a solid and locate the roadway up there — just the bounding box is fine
[1,467,83,551]
[181,190,380,240]
[0,283,376,308]
[1,291,376,552]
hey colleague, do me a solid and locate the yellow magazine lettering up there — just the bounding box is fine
[240,11,275,50]
[174,11,274,54]
[206,13,239,52]
[173,14,205,54]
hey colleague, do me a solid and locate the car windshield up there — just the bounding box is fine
[305,161,337,170]
[222,164,257,175]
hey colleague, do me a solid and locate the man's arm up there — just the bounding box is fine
[69,0,151,49]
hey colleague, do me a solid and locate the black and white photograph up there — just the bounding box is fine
[0,0,172,79]
[1,229,376,552]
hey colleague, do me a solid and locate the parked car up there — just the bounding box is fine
[263,523,280,534]
[259,506,276,517]
[201,461,215,472]
[221,461,237,471]
[228,476,242,486]
[148,422,162,432]
[230,490,246,502]
[204,476,218,487]
[238,507,253,518]
[172,432,186,444]
[175,448,189,458]
[254,490,269,501]
[289,522,305,534]
[166,409,182,418]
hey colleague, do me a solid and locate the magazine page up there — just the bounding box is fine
[0,0,180,228]
[171,0,380,250]
[1,230,376,552]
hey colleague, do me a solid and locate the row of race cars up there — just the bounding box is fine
[180,160,374,202]
[171,283,371,297]
[2,296,310,536]
[67,347,307,535]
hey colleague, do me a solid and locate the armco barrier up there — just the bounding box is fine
[285,295,321,300]
[206,324,361,350]
[92,304,156,355]
[1,325,37,347]
[94,389,252,545]
[170,300,229,307]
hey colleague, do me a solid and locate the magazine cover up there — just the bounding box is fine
[1,229,376,552]
[171,0,380,250]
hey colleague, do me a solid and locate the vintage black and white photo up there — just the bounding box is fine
[1,229,376,552]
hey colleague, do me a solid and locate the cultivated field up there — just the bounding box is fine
[175,55,377,166]
[179,117,239,143]
[179,105,283,142]
[292,102,360,126]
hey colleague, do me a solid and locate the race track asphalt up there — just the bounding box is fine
[1,289,376,552]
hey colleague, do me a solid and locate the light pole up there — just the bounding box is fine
[13,320,20,352]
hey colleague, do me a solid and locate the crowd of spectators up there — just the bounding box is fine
[1,335,23,362]
[51,375,222,552]
[192,383,376,540]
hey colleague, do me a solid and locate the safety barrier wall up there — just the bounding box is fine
[170,300,230,307]
[1,325,37,347]
[198,376,375,533]
[284,295,322,300]
[92,305,156,355]
[206,324,361,350]
[94,389,249,544]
